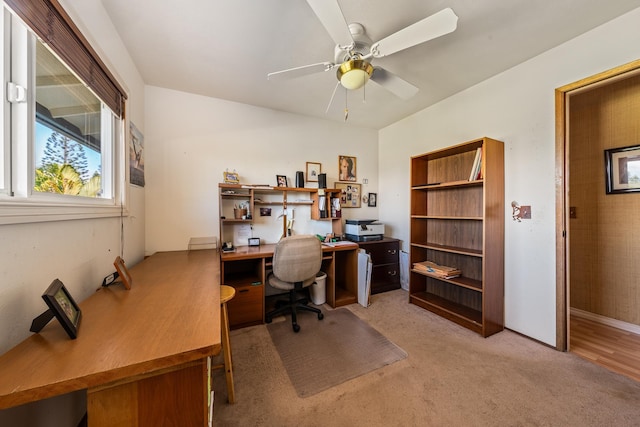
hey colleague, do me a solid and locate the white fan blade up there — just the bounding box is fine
[370,8,458,58]
[268,62,334,80]
[370,67,419,100]
[306,0,354,48]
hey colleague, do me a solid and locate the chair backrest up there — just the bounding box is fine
[272,235,322,283]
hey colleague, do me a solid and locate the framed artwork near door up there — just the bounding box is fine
[604,144,640,194]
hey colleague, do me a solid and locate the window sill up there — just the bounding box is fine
[0,202,128,225]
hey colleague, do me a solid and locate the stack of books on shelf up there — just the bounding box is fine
[413,260,461,279]
[468,147,483,181]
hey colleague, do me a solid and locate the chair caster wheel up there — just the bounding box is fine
[318,313,324,320]
[293,324,300,333]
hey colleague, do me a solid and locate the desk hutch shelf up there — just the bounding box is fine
[218,184,341,241]
[409,137,504,337]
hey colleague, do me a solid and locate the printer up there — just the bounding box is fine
[345,219,384,242]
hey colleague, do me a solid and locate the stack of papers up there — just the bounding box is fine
[413,260,461,279]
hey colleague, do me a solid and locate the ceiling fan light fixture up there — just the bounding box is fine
[337,59,373,90]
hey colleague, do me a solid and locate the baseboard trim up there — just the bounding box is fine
[571,308,640,335]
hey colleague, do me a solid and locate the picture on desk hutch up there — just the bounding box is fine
[306,162,321,182]
[338,155,357,182]
[276,175,287,187]
[223,171,239,184]
[335,182,361,208]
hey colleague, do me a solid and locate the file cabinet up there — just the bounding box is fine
[358,238,401,294]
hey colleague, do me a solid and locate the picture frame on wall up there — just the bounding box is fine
[604,144,640,194]
[306,162,321,182]
[130,122,145,187]
[338,155,357,182]
[335,182,361,208]
[368,192,377,207]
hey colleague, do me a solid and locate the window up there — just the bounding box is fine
[1,2,127,224]
[35,39,110,198]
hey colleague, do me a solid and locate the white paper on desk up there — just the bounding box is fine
[357,249,372,307]
[233,224,252,247]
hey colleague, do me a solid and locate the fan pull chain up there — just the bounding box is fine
[363,74,367,103]
[344,87,349,122]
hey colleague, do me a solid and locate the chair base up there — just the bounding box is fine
[265,288,323,332]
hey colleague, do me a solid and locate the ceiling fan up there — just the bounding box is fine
[267,0,458,109]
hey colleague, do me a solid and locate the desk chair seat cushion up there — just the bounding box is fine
[268,275,315,291]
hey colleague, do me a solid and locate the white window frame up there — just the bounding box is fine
[0,9,127,225]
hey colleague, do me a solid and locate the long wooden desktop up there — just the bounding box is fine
[0,250,221,427]
[220,242,359,329]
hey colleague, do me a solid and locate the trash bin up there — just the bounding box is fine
[310,272,327,305]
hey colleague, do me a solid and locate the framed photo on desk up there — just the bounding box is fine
[42,279,82,339]
[114,256,133,290]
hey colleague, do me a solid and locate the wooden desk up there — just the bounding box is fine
[0,250,221,427]
[220,242,359,329]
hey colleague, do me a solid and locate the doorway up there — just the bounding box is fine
[555,59,640,367]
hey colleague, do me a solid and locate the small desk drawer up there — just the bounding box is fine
[370,263,400,291]
[362,241,399,265]
[227,284,263,329]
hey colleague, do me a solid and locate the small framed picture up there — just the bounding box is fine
[306,162,321,182]
[248,237,261,246]
[368,192,377,207]
[42,279,82,339]
[223,171,239,184]
[113,256,133,290]
[604,144,640,194]
[276,175,287,187]
[335,182,361,208]
[338,155,357,182]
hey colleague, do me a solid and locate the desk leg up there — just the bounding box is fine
[221,301,236,404]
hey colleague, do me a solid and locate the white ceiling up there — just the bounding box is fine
[101,0,640,130]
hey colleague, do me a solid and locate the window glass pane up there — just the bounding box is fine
[34,39,103,197]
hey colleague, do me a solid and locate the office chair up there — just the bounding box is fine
[265,235,324,332]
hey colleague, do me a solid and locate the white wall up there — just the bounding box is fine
[378,7,640,346]
[144,86,379,254]
[0,0,145,424]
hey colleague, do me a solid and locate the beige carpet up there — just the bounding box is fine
[213,290,640,426]
[267,308,407,397]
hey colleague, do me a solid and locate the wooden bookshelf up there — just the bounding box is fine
[409,137,504,337]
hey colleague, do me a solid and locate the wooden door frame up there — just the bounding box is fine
[554,58,640,351]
